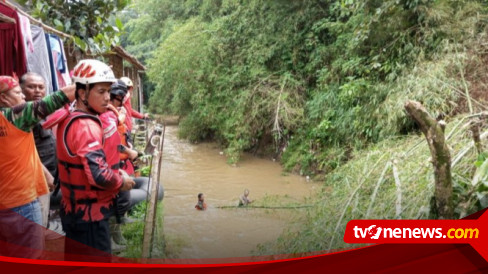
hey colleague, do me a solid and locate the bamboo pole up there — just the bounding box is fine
[327,153,387,250]
[391,160,402,219]
[365,162,391,218]
[150,124,165,254]
[0,12,15,23]
[451,129,488,167]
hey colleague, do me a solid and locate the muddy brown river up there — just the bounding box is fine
[159,126,318,259]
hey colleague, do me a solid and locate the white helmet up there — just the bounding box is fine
[72,59,116,85]
[120,76,133,87]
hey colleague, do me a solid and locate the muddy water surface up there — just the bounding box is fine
[161,126,317,259]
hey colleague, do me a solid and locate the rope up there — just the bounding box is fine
[217,205,313,209]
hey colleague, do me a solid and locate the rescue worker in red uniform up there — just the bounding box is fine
[119,76,148,135]
[102,80,140,175]
[56,60,135,260]
[103,80,164,248]
[110,80,164,212]
[99,80,139,251]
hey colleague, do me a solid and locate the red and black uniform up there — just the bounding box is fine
[56,110,123,257]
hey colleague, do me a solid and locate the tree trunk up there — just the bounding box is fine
[404,100,454,219]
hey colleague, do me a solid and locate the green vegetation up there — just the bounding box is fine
[125,0,488,168]
[120,201,172,258]
[258,116,488,254]
[20,0,129,53]
[120,127,172,258]
[122,0,488,254]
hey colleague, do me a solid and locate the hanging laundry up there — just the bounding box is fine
[26,25,54,93]
[47,34,70,88]
[0,2,27,77]
[18,14,33,54]
[0,23,15,75]
[58,36,71,86]
[45,33,59,91]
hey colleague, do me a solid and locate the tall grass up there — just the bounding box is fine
[258,116,488,254]
[120,201,169,258]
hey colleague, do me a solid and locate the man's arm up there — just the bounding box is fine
[118,145,140,161]
[131,108,146,119]
[42,164,54,192]
[0,85,75,132]
[124,98,147,119]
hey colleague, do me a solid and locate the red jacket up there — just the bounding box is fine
[57,111,122,223]
[123,98,144,132]
[99,108,122,171]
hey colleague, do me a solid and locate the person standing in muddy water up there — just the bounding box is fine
[195,193,207,211]
[239,189,253,207]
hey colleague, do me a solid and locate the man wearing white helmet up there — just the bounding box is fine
[55,59,135,260]
[120,76,148,137]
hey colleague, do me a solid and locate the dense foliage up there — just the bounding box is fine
[125,0,488,171]
[19,0,130,53]
[122,0,488,253]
